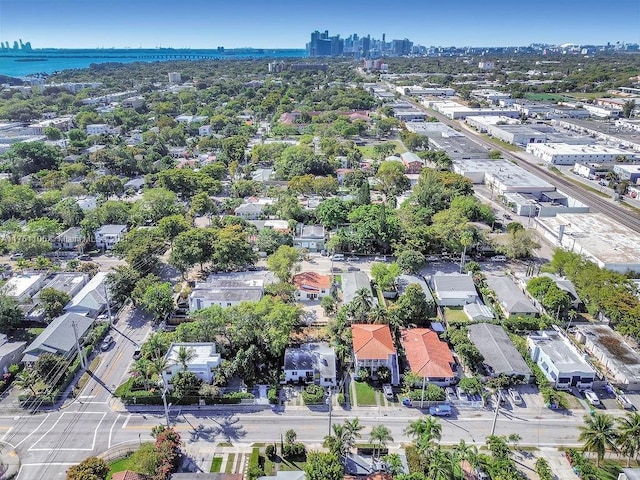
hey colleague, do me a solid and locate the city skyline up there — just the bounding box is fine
[0,0,638,50]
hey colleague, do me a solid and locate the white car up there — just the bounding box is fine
[331,254,345,261]
[490,255,507,262]
[508,388,523,406]
[584,389,601,406]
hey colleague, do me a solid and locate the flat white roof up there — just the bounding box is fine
[1,273,43,298]
[537,213,640,267]
[528,143,632,156]
[454,159,555,190]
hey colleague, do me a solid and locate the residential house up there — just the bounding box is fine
[336,168,354,185]
[0,334,26,373]
[1,273,45,303]
[431,273,478,306]
[401,328,456,386]
[162,342,222,388]
[618,469,640,480]
[341,272,375,305]
[400,152,425,174]
[352,324,400,385]
[76,195,97,211]
[283,342,336,386]
[485,276,538,318]
[528,329,596,390]
[124,177,145,192]
[95,224,128,250]
[539,273,583,310]
[293,225,325,252]
[199,125,213,136]
[396,274,435,305]
[52,227,84,251]
[292,272,333,301]
[86,124,111,135]
[468,323,532,381]
[35,273,88,302]
[463,303,495,321]
[258,472,305,480]
[65,272,109,318]
[188,278,264,312]
[234,203,264,220]
[22,312,94,363]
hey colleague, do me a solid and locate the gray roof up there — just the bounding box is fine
[54,227,83,241]
[397,275,434,303]
[124,177,145,188]
[234,203,264,214]
[95,224,127,235]
[341,272,373,304]
[463,303,494,320]
[297,225,324,239]
[468,323,532,377]
[0,341,26,361]
[65,272,108,314]
[284,343,336,380]
[621,469,640,480]
[38,273,88,298]
[540,273,581,303]
[432,273,477,300]
[258,472,306,480]
[485,276,538,315]
[191,287,263,303]
[23,313,93,362]
[529,330,595,374]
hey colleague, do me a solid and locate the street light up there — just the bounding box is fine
[161,376,172,427]
[326,386,333,436]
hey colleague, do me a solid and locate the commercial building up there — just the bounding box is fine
[425,100,519,120]
[283,343,336,387]
[162,342,222,388]
[468,323,531,381]
[535,213,640,273]
[168,72,182,83]
[527,329,596,390]
[428,135,489,160]
[470,89,512,104]
[486,124,548,146]
[575,325,640,391]
[613,164,640,183]
[526,143,636,165]
[552,118,640,153]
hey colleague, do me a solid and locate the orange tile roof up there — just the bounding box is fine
[352,324,396,360]
[293,272,331,292]
[401,328,455,379]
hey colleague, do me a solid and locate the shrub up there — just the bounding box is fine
[337,393,346,405]
[268,387,279,404]
[302,384,325,405]
[535,458,553,480]
[356,368,370,382]
[8,364,20,375]
[265,444,276,459]
[282,442,306,460]
[458,376,483,395]
[406,384,446,401]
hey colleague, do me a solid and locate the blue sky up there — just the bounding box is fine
[0,0,638,49]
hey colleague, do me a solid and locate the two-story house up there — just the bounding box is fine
[94,225,128,250]
[283,343,336,387]
[352,324,399,386]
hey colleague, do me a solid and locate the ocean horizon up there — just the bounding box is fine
[0,48,308,77]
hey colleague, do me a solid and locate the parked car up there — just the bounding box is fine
[133,349,142,360]
[77,254,91,261]
[508,388,523,406]
[617,394,634,410]
[490,255,507,262]
[9,252,23,260]
[429,404,452,416]
[583,389,601,406]
[445,387,457,399]
[346,256,358,262]
[373,255,388,262]
[331,254,345,261]
[383,384,394,400]
[100,335,114,351]
[347,266,360,272]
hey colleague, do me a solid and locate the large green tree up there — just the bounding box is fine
[579,412,618,467]
[0,295,24,332]
[169,228,216,273]
[267,245,300,283]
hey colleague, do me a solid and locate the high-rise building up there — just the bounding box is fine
[168,72,182,83]
[362,36,371,57]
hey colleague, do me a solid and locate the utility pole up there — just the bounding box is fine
[327,386,333,436]
[103,281,113,327]
[71,320,87,369]
[161,379,171,428]
[490,389,502,436]
[420,375,427,409]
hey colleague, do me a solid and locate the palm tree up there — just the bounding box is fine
[14,369,39,396]
[343,417,364,450]
[370,424,393,459]
[367,305,388,324]
[459,230,475,274]
[452,440,478,479]
[129,358,153,390]
[350,288,373,322]
[176,346,196,371]
[578,412,618,467]
[405,416,442,455]
[428,446,455,480]
[617,412,640,467]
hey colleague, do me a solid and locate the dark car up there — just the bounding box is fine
[133,349,142,360]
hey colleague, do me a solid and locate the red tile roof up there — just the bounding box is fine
[293,272,331,292]
[402,328,454,379]
[352,324,396,360]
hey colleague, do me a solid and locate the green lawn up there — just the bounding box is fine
[354,381,378,406]
[225,453,236,473]
[357,139,407,159]
[107,455,135,480]
[210,457,223,473]
[444,307,469,322]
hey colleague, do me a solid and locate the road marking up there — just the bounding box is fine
[121,414,131,429]
[77,395,96,399]
[108,414,121,448]
[29,412,107,452]
[14,413,50,449]
[1,427,12,441]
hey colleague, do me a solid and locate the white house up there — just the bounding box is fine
[64,272,109,318]
[292,272,332,301]
[352,323,400,386]
[198,125,213,137]
[75,196,97,211]
[431,273,479,306]
[1,273,45,303]
[188,278,264,312]
[162,342,222,389]
[528,329,596,390]
[234,203,264,220]
[283,343,336,387]
[86,124,111,135]
[94,224,128,250]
